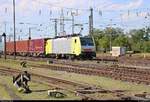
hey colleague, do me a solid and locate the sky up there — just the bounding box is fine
[0,0,150,41]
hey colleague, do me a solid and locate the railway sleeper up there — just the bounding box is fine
[113,72,149,79]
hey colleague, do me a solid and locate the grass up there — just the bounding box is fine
[1,58,150,99]
[132,53,150,58]
[0,84,12,100]
[29,66,150,97]
[96,52,150,58]
[51,71,150,91]
[0,58,47,71]
[0,75,80,100]
[96,52,111,57]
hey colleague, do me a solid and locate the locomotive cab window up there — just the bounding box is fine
[81,37,94,46]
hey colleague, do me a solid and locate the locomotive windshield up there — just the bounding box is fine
[80,37,94,46]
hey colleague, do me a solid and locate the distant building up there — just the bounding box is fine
[111,46,126,57]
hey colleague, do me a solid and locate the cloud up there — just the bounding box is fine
[0,0,144,14]
[121,13,137,21]
[17,0,43,13]
[102,0,143,11]
[121,11,148,22]
[0,0,145,22]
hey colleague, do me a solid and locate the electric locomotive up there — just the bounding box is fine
[45,34,96,59]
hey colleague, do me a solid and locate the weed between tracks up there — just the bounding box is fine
[29,65,150,98]
[0,75,80,100]
[45,70,150,94]
[0,83,12,100]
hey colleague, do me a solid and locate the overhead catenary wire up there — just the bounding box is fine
[1,0,150,39]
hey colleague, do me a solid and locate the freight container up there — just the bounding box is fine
[6,38,46,56]
[29,39,46,56]
[16,40,28,53]
[6,42,14,54]
[6,40,28,55]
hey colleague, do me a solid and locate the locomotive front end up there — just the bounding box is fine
[80,37,96,59]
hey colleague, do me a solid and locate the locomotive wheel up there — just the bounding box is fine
[68,55,75,60]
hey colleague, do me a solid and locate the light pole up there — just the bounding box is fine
[13,0,16,60]
[108,19,116,51]
[28,27,38,56]
[109,19,112,51]
[54,19,58,37]
[71,12,75,35]
[19,22,41,39]
[89,7,93,36]
[19,22,41,56]
[4,22,7,33]
[28,27,38,39]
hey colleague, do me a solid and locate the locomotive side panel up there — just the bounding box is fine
[71,37,81,56]
[45,39,52,55]
[52,37,72,54]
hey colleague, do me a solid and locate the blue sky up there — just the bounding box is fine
[0,0,150,41]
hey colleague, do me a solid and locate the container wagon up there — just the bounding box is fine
[29,39,47,57]
[6,38,47,57]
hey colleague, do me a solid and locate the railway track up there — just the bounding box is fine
[0,66,116,100]
[29,62,150,85]
[0,61,150,100]
[0,65,149,100]
[1,55,150,85]
[2,55,150,68]
[1,55,150,86]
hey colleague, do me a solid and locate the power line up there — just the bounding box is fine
[31,0,150,13]
[32,0,90,11]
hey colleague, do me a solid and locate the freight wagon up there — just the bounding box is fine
[5,35,96,59]
[29,39,46,57]
[6,38,47,57]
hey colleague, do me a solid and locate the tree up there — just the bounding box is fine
[142,41,150,53]
[93,28,105,51]
[92,27,150,53]
[98,36,110,52]
[113,35,129,47]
